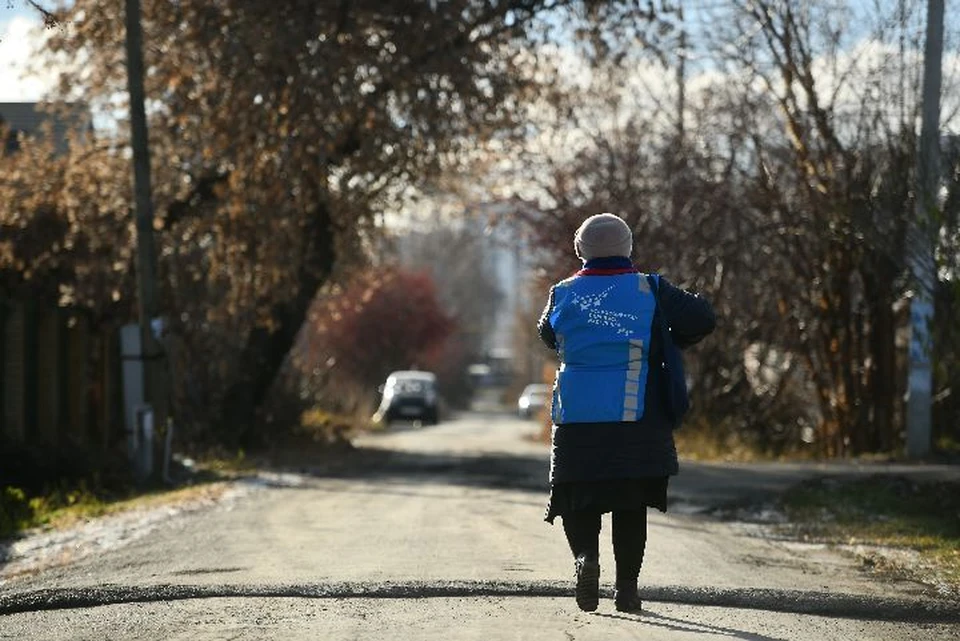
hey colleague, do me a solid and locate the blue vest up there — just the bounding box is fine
[549,270,657,424]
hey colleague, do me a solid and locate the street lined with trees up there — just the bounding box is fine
[2,2,960,635]
[503,0,960,457]
[1,0,958,476]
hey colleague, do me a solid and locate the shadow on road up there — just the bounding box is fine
[257,443,552,495]
[593,610,788,641]
[256,441,960,517]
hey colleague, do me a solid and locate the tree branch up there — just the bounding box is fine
[24,0,60,27]
[161,171,230,231]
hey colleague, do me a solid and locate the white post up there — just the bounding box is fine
[136,405,154,481]
[120,324,145,462]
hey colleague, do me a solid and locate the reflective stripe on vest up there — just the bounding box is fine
[548,271,656,424]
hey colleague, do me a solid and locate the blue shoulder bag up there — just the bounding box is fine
[647,274,690,427]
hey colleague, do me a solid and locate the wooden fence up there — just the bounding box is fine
[0,298,124,451]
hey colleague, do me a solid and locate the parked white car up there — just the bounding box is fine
[375,370,439,426]
[517,383,551,419]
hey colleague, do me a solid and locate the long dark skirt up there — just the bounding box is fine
[544,477,669,524]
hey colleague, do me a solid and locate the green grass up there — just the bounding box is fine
[674,420,817,462]
[1,481,235,538]
[2,483,102,536]
[0,450,253,539]
[0,439,347,539]
[935,434,960,458]
[777,476,960,592]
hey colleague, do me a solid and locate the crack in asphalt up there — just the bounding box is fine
[1,581,957,623]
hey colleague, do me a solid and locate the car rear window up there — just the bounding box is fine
[392,379,432,394]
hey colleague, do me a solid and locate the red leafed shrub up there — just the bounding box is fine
[314,268,455,390]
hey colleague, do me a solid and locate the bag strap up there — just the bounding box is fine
[646,274,673,355]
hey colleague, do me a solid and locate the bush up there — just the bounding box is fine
[0,486,33,537]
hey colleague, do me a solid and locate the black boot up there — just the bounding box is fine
[574,553,600,612]
[614,581,643,613]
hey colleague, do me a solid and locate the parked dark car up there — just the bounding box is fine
[376,370,439,425]
[517,383,551,419]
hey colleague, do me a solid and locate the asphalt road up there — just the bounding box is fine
[1,411,958,640]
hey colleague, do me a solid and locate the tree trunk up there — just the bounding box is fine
[218,202,336,445]
[861,269,897,452]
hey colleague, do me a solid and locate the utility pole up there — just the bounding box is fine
[124,0,166,477]
[906,0,944,459]
[669,1,687,224]
[675,0,686,145]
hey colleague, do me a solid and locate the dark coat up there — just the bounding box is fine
[538,262,716,484]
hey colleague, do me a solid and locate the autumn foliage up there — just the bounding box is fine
[0,125,134,318]
[300,268,455,400]
[4,0,571,443]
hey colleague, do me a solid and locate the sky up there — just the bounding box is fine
[0,4,55,101]
[3,1,958,132]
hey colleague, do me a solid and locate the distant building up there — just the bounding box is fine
[388,199,546,385]
[466,200,547,385]
[0,101,93,154]
[472,201,535,357]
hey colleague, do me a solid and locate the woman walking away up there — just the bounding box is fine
[538,213,715,613]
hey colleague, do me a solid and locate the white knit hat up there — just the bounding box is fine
[574,213,633,260]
